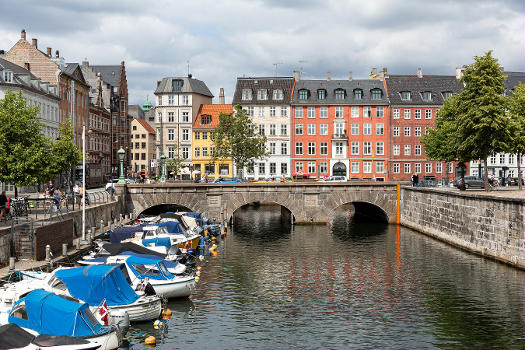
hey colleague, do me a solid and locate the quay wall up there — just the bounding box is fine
[400,187,525,269]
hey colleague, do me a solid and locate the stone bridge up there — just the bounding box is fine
[120,182,400,224]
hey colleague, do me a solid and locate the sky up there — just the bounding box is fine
[0,0,523,106]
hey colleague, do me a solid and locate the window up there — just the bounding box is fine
[273,89,283,100]
[334,122,344,135]
[269,124,276,136]
[270,162,276,174]
[351,162,359,174]
[320,162,328,174]
[404,163,411,173]
[168,95,174,105]
[351,123,359,135]
[415,127,421,137]
[414,109,421,119]
[298,89,309,100]
[499,154,505,164]
[242,89,252,100]
[281,163,288,174]
[335,88,345,100]
[393,127,400,137]
[425,163,432,173]
[317,89,326,100]
[307,124,316,135]
[415,144,422,155]
[335,142,344,155]
[442,91,453,99]
[172,79,183,91]
[404,127,411,137]
[259,124,265,135]
[363,106,371,118]
[3,70,13,83]
[335,106,344,118]
[258,163,265,174]
[307,107,315,118]
[393,109,400,119]
[168,112,175,122]
[270,106,276,117]
[259,106,265,117]
[194,147,200,157]
[363,141,372,155]
[376,123,384,135]
[168,128,175,141]
[210,132,214,140]
[436,162,442,173]
[156,112,162,123]
[353,89,362,100]
[393,144,400,155]
[295,162,303,172]
[351,106,359,118]
[422,91,432,101]
[351,141,359,155]
[425,109,432,119]
[404,109,411,119]
[363,123,372,135]
[295,142,303,155]
[247,106,254,116]
[404,145,411,155]
[415,163,421,173]
[371,89,382,100]
[202,132,208,140]
[182,95,189,105]
[281,142,288,155]
[269,142,276,155]
[182,129,189,141]
[490,155,496,165]
[401,91,411,100]
[320,107,328,118]
[281,106,287,116]
[376,106,384,118]
[200,114,211,124]
[182,147,189,159]
[376,142,384,155]
[363,161,372,173]
[141,142,146,149]
[320,142,328,155]
[393,163,400,173]
[320,124,328,135]
[447,162,453,173]
[308,142,316,155]
[295,108,303,118]
[281,124,288,135]
[295,124,303,135]
[158,96,163,105]
[376,161,385,174]
[308,162,316,173]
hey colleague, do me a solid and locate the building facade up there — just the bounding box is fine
[385,70,463,181]
[232,77,294,179]
[87,74,111,179]
[291,73,390,180]
[192,104,234,181]
[130,118,156,177]
[154,75,213,171]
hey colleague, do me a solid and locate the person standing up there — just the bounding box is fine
[411,173,419,187]
[0,191,7,220]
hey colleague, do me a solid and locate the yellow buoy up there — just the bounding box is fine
[211,236,217,242]
[208,247,215,253]
[196,271,201,276]
[204,229,208,237]
[195,276,200,282]
[153,320,163,329]
[145,336,156,345]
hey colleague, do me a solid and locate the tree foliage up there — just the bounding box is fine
[52,118,83,184]
[212,104,267,177]
[507,82,525,189]
[165,146,187,178]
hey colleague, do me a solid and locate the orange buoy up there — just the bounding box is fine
[212,251,218,257]
[197,266,202,271]
[145,336,156,345]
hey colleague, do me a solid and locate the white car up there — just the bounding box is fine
[320,176,347,182]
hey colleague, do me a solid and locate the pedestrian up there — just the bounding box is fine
[506,174,511,186]
[411,173,419,187]
[73,182,80,204]
[0,190,7,221]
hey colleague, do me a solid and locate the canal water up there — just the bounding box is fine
[124,205,525,350]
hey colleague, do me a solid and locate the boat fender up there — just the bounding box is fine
[144,282,156,296]
[153,320,163,329]
[162,308,172,317]
[212,251,218,257]
[195,276,200,282]
[145,336,156,345]
[197,266,202,271]
[196,271,201,276]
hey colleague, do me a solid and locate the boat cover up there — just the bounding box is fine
[102,242,166,258]
[121,251,180,269]
[8,289,109,337]
[183,212,203,225]
[55,265,139,306]
[142,236,172,250]
[156,221,184,234]
[0,323,34,349]
[110,224,147,243]
[125,255,174,280]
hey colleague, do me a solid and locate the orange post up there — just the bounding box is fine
[396,183,401,224]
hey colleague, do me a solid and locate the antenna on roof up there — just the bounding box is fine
[187,60,190,76]
[273,62,283,77]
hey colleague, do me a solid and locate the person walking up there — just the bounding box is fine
[0,191,8,221]
[411,173,419,187]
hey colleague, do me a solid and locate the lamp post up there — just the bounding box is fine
[117,147,126,184]
[82,124,86,241]
[160,154,167,182]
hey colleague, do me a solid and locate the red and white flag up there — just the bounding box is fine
[99,299,108,325]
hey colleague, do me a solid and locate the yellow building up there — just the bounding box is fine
[192,104,233,180]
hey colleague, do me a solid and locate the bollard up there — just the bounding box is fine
[91,226,96,238]
[87,230,92,244]
[9,257,15,271]
[45,245,51,261]
[76,239,81,250]
[114,218,118,225]
[62,243,67,256]
[100,219,104,232]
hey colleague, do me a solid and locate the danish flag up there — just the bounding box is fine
[99,299,108,325]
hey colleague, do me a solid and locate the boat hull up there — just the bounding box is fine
[151,276,196,299]
[108,295,162,322]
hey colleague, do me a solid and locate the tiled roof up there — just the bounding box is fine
[90,65,121,87]
[0,57,39,80]
[232,77,294,105]
[0,57,59,99]
[134,118,156,135]
[155,76,213,97]
[193,104,233,129]
[503,71,525,92]
[385,75,463,106]
[292,79,388,105]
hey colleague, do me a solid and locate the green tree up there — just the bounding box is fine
[166,147,187,179]
[0,90,54,197]
[507,82,525,190]
[51,118,83,190]
[212,104,268,178]
[456,51,510,191]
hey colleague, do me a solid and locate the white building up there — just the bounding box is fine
[232,77,294,179]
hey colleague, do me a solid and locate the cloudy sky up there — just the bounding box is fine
[1,0,523,106]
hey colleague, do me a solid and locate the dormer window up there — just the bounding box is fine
[242,89,252,101]
[371,88,382,100]
[171,79,183,91]
[353,89,363,100]
[422,91,432,101]
[317,89,326,100]
[200,114,212,125]
[273,89,283,100]
[334,88,346,100]
[442,91,453,100]
[257,89,268,100]
[298,89,309,100]
[3,70,13,83]
[401,91,411,101]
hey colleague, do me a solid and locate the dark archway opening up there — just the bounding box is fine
[332,161,347,177]
[352,201,389,224]
[330,202,389,241]
[140,203,193,217]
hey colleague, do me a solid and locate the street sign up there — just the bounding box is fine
[151,159,157,168]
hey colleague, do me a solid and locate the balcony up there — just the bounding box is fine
[331,133,348,141]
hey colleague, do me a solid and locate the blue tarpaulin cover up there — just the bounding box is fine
[156,221,184,234]
[8,289,109,337]
[183,212,203,225]
[142,236,172,249]
[110,225,146,243]
[125,255,174,280]
[120,251,180,269]
[55,265,139,306]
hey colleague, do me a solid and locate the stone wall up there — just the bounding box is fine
[401,187,525,269]
[34,219,73,260]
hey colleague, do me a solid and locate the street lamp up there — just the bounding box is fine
[117,147,126,184]
[81,123,86,241]
[160,154,167,182]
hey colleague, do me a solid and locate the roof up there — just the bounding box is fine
[134,118,156,135]
[155,76,213,97]
[292,79,389,105]
[0,57,59,100]
[0,57,39,79]
[232,77,294,105]
[90,65,121,87]
[503,71,525,92]
[193,104,233,129]
[385,75,463,106]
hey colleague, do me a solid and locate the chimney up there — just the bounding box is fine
[219,88,225,104]
[455,68,463,80]
[349,72,353,81]
[55,50,59,58]
[82,59,89,68]
[46,47,52,56]
[24,63,30,71]
[499,66,505,73]
[382,67,388,77]
[31,38,38,48]
[371,68,377,76]
[188,73,192,79]
[21,29,26,40]
[0,50,5,55]
[157,81,161,87]
[417,67,423,78]
[327,72,331,81]
[293,71,300,81]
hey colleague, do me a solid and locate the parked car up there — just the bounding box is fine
[454,176,485,189]
[213,177,240,183]
[319,176,347,182]
[508,177,525,186]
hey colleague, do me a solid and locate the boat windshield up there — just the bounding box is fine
[82,308,100,328]
[48,275,68,291]
[158,226,169,235]
[157,262,170,276]
[132,264,162,276]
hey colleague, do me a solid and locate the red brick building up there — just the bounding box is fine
[291,73,390,180]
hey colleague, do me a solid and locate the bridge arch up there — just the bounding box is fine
[330,201,389,223]
[226,195,297,225]
[139,203,194,217]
